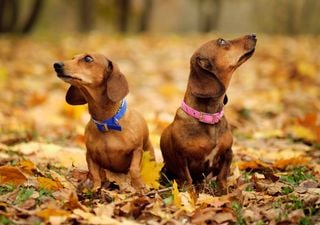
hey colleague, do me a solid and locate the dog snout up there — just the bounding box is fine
[247,34,257,41]
[53,62,64,73]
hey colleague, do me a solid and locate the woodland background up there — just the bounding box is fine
[0,1,320,225]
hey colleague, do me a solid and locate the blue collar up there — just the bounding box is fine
[92,100,127,132]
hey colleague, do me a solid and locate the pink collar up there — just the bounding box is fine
[181,101,224,124]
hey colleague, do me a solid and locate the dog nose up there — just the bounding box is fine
[248,34,257,40]
[53,62,64,71]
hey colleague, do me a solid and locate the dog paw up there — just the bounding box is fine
[78,178,101,192]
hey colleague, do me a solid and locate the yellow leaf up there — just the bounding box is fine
[0,165,27,185]
[37,177,63,191]
[18,160,36,175]
[140,151,163,189]
[172,180,181,208]
[297,61,316,78]
[62,103,86,120]
[36,208,70,221]
[287,125,316,142]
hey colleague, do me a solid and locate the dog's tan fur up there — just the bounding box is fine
[160,35,257,193]
[54,53,153,190]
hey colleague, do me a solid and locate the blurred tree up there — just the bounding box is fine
[78,0,95,32]
[118,0,130,32]
[0,0,18,32]
[197,0,222,32]
[0,0,44,34]
[254,0,320,34]
[138,0,153,32]
[22,0,44,33]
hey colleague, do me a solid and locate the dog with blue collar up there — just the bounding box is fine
[54,53,154,190]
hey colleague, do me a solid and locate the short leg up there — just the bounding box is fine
[129,148,144,189]
[86,152,102,190]
[216,148,233,195]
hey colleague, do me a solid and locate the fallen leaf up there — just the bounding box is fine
[36,208,70,221]
[172,180,181,208]
[37,177,63,191]
[140,151,163,189]
[18,160,36,175]
[273,157,310,169]
[63,192,87,211]
[237,160,270,170]
[0,165,27,185]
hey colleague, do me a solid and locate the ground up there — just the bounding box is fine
[0,34,319,225]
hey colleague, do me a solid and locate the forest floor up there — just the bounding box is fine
[0,34,319,225]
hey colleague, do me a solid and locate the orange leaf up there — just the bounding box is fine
[0,165,27,185]
[18,160,36,175]
[273,157,311,170]
[37,177,63,191]
[237,160,270,170]
[36,208,70,221]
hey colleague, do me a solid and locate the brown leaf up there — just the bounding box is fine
[63,192,87,211]
[0,165,27,185]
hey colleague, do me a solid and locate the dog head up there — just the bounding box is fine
[53,53,129,105]
[189,34,257,98]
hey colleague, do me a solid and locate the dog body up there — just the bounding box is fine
[54,53,153,189]
[160,35,256,192]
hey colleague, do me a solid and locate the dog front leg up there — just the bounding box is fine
[216,148,233,195]
[129,148,144,189]
[86,152,102,190]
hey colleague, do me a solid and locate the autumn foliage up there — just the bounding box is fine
[0,34,319,224]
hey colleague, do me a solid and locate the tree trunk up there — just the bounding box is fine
[0,0,19,33]
[21,0,44,34]
[139,0,153,32]
[118,0,130,33]
[198,0,222,33]
[78,0,94,32]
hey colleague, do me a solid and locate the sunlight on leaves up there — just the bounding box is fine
[140,151,163,189]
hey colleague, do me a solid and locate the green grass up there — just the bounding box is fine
[280,167,315,186]
[281,186,294,195]
[0,215,16,225]
[0,184,15,195]
[232,201,245,225]
[13,187,34,205]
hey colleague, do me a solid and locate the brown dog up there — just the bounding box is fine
[53,53,153,190]
[160,35,257,193]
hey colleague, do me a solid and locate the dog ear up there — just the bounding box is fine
[189,57,225,98]
[106,60,129,102]
[66,85,87,105]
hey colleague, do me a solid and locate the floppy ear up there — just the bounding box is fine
[106,61,129,102]
[189,57,225,98]
[66,85,87,105]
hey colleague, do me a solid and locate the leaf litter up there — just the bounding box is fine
[0,34,320,224]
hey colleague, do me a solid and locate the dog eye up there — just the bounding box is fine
[84,55,93,63]
[217,38,227,47]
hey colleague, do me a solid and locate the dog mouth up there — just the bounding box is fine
[57,73,82,81]
[237,48,255,64]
